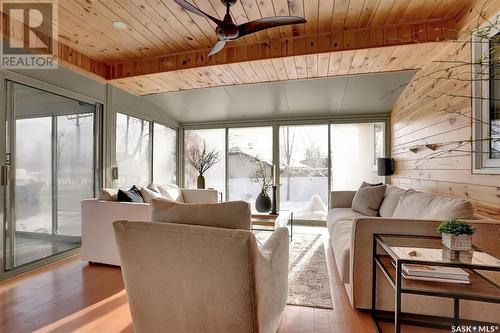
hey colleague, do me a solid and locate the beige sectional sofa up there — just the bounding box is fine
[327,185,500,322]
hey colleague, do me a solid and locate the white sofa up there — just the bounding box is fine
[81,188,218,266]
[327,185,500,322]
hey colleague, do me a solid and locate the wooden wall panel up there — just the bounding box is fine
[390,0,500,220]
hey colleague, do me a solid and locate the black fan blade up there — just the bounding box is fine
[174,0,223,27]
[238,16,307,37]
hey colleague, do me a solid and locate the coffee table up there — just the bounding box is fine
[372,234,500,333]
[251,211,293,241]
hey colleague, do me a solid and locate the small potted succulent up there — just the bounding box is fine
[437,218,476,251]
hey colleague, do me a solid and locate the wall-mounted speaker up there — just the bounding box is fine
[377,158,394,176]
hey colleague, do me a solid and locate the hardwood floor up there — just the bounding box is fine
[0,228,443,333]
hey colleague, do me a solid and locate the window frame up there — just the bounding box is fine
[472,12,500,173]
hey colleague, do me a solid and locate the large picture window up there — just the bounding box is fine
[472,14,500,173]
[153,123,177,184]
[116,113,151,187]
[116,113,178,187]
[184,129,225,197]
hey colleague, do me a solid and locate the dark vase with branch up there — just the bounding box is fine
[186,141,221,189]
[252,158,273,213]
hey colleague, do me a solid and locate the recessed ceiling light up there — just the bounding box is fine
[112,21,127,30]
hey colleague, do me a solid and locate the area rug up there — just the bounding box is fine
[255,231,333,309]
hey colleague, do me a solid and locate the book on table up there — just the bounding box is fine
[389,246,471,284]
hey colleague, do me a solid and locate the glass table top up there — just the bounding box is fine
[377,234,500,269]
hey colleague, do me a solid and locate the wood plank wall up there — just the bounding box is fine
[390,1,500,220]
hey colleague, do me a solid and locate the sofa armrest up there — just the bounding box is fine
[329,191,356,209]
[252,227,289,333]
[81,199,151,266]
[349,217,443,309]
[181,189,218,204]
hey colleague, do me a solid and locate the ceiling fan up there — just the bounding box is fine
[174,0,307,56]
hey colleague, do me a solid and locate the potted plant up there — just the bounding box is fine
[186,141,221,189]
[251,158,273,213]
[437,218,476,251]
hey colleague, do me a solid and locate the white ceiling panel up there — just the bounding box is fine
[144,71,416,124]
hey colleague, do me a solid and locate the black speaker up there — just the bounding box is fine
[377,158,394,176]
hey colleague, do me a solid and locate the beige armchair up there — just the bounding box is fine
[113,200,289,333]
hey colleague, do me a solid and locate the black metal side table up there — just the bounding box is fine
[372,234,500,333]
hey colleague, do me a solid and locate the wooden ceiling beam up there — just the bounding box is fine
[108,19,458,81]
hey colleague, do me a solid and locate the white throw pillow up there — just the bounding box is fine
[140,187,162,203]
[157,184,184,203]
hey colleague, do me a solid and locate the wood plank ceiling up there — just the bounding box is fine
[4,0,475,95]
[60,0,469,62]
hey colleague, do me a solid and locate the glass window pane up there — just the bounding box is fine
[490,33,499,159]
[116,113,151,187]
[279,125,329,221]
[228,127,273,210]
[153,123,177,184]
[184,129,225,197]
[15,117,52,234]
[331,123,385,190]
[57,113,94,236]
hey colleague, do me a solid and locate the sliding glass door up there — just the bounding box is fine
[183,121,386,221]
[279,125,329,220]
[4,82,97,269]
[228,127,273,209]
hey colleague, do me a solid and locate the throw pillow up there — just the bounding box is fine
[98,188,118,201]
[117,185,144,203]
[352,184,387,216]
[150,198,251,230]
[140,186,162,203]
[378,186,414,217]
[392,191,474,220]
[157,184,184,202]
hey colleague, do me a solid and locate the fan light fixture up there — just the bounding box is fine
[174,0,307,56]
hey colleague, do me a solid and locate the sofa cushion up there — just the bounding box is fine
[392,191,475,220]
[352,184,386,216]
[150,198,251,230]
[330,219,353,283]
[157,184,184,202]
[140,187,162,203]
[326,208,364,233]
[379,186,412,217]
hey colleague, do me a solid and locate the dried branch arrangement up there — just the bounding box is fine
[186,141,222,175]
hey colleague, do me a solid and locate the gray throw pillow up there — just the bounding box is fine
[352,184,387,216]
